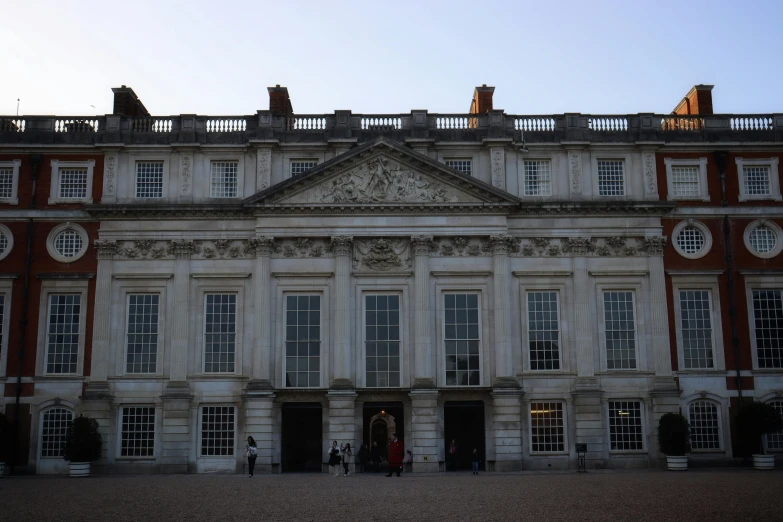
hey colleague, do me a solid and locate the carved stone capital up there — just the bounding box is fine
[94,240,119,260]
[488,234,516,255]
[169,240,198,259]
[640,236,667,256]
[330,236,354,256]
[411,235,436,256]
[561,237,597,256]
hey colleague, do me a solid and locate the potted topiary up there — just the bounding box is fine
[0,412,11,477]
[63,416,102,477]
[736,401,783,470]
[658,412,691,470]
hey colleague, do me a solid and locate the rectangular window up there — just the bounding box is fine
[527,291,560,370]
[608,400,643,451]
[204,294,237,373]
[40,408,74,457]
[0,167,14,199]
[121,406,155,457]
[671,166,700,197]
[679,290,714,369]
[597,160,625,196]
[530,402,565,453]
[767,400,783,450]
[290,160,318,177]
[58,168,88,199]
[200,406,235,456]
[365,294,401,387]
[444,293,480,386]
[210,161,238,198]
[743,165,771,196]
[135,161,164,198]
[752,289,783,369]
[688,401,721,450]
[45,294,81,374]
[445,159,472,176]
[603,291,636,370]
[524,160,552,196]
[285,295,321,387]
[126,294,159,374]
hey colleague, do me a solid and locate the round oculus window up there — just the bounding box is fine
[46,223,89,263]
[0,225,13,261]
[54,229,84,258]
[672,220,712,259]
[748,225,777,254]
[676,226,705,255]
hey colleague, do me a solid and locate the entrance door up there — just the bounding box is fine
[362,402,404,471]
[444,401,485,471]
[281,403,322,472]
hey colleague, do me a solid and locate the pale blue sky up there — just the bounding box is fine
[1,0,781,116]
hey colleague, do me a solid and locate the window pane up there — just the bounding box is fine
[40,408,73,458]
[444,293,480,386]
[597,160,624,196]
[530,402,565,452]
[676,227,706,255]
[445,159,472,176]
[767,400,783,450]
[127,294,159,373]
[121,406,156,457]
[135,161,164,198]
[524,160,552,196]
[53,229,83,258]
[671,166,700,197]
[365,294,401,388]
[679,290,714,369]
[0,168,14,199]
[608,401,643,451]
[752,289,783,368]
[689,401,720,450]
[210,161,238,198]
[58,168,88,199]
[743,165,771,196]
[528,292,560,370]
[285,295,320,387]
[200,406,235,456]
[204,294,236,373]
[290,160,318,177]
[749,226,777,254]
[46,294,81,374]
[603,291,636,369]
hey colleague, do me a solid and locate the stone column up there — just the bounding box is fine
[330,236,354,389]
[242,392,276,473]
[326,390,357,471]
[248,237,274,391]
[411,236,435,388]
[409,390,440,472]
[84,240,118,398]
[491,390,524,471]
[160,240,195,473]
[490,235,516,387]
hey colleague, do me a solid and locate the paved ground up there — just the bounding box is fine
[1,470,781,521]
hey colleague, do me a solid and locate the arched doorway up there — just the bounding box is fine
[368,412,396,461]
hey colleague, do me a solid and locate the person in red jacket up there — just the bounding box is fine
[385,433,404,477]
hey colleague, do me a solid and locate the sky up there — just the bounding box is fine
[1,0,782,117]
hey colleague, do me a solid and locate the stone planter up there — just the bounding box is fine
[752,454,775,470]
[666,456,688,471]
[69,462,91,477]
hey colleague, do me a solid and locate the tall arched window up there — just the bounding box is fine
[689,400,721,450]
[40,408,74,458]
[767,400,783,450]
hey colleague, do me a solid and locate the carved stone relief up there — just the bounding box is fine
[180,154,193,196]
[103,154,117,196]
[257,149,271,190]
[643,153,657,195]
[491,148,505,190]
[353,238,411,271]
[569,151,581,193]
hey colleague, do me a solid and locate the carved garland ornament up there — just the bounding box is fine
[354,238,411,271]
[104,155,116,196]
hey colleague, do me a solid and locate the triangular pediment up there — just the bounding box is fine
[244,137,519,207]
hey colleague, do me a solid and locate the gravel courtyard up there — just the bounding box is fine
[1,470,781,522]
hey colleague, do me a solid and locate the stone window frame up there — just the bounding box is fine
[434,278,489,388]
[517,274,572,374]
[736,157,781,202]
[743,220,783,259]
[0,159,21,205]
[202,154,245,200]
[672,220,713,260]
[192,276,249,377]
[686,397,725,452]
[35,279,89,377]
[664,157,710,202]
[0,277,13,377]
[115,403,161,461]
[591,153,632,199]
[604,397,648,454]
[0,224,14,262]
[111,276,171,378]
[669,273,726,373]
[275,276,331,390]
[527,399,569,456]
[132,156,170,200]
[593,275,649,373]
[48,159,95,204]
[743,274,783,371]
[46,222,89,263]
[354,281,409,389]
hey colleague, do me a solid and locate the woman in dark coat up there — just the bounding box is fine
[386,433,404,477]
[357,444,369,473]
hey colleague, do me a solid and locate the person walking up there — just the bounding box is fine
[448,439,458,471]
[341,443,353,476]
[471,448,480,475]
[385,433,404,477]
[370,441,381,472]
[328,441,341,477]
[245,436,258,478]
[357,444,369,473]
[403,450,413,473]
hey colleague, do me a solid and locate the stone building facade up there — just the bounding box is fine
[0,84,781,474]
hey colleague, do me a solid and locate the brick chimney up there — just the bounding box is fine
[111,85,150,117]
[672,84,714,115]
[268,85,294,117]
[469,84,495,114]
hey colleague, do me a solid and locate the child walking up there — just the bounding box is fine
[471,448,479,475]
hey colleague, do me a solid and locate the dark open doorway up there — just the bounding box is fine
[281,403,322,472]
[444,401,485,471]
[362,402,404,472]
